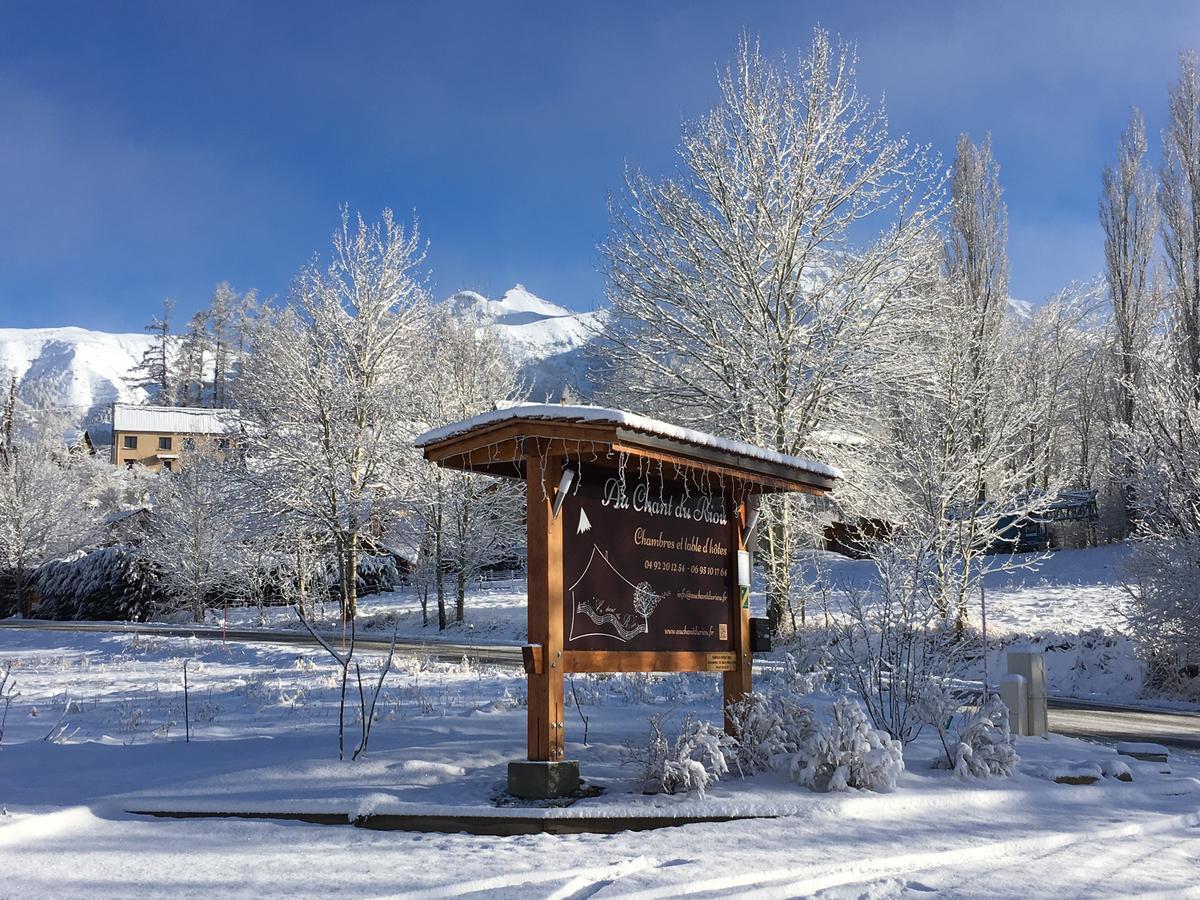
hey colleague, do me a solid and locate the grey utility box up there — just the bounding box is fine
[1006,649,1048,737]
[999,674,1029,736]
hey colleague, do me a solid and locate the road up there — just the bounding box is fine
[1048,697,1200,752]
[3,618,1198,751]
[0,617,524,666]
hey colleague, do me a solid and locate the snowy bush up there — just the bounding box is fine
[725,692,787,776]
[822,535,973,746]
[791,696,905,793]
[767,644,835,696]
[935,695,1019,779]
[725,691,818,776]
[625,713,732,798]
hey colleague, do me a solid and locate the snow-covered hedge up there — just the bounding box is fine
[30,545,165,621]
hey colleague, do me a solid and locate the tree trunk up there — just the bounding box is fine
[456,568,466,624]
[344,532,358,623]
[15,564,30,619]
[435,529,446,631]
[762,506,795,635]
[296,547,307,620]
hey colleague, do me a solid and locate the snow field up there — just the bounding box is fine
[1,627,1199,897]
[214,543,1169,706]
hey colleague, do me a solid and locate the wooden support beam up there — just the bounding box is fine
[525,453,565,762]
[521,644,544,675]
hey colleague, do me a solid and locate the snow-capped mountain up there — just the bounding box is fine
[445,284,605,401]
[0,326,153,422]
[0,286,603,425]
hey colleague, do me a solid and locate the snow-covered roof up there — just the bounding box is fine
[112,403,241,435]
[415,403,840,481]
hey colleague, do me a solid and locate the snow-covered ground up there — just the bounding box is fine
[793,543,1166,706]
[225,544,1130,639]
[1,627,1199,897]
[215,543,1162,706]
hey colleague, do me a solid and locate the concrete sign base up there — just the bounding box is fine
[507,760,581,799]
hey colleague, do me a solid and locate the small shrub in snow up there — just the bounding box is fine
[937,695,1019,779]
[625,713,732,798]
[779,642,836,695]
[791,696,905,793]
[725,692,787,775]
[725,691,818,776]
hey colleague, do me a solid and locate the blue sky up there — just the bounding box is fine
[1,1,1198,331]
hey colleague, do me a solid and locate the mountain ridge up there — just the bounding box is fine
[0,286,602,424]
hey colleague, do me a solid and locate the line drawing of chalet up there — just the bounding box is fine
[109,403,241,472]
[568,544,661,644]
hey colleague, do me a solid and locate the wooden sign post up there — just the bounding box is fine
[416,406,836,799]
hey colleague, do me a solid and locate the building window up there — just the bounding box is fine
[162,459,174,472]
[158,436,172,451]
[183,438,195,451]
[125,460,136,471]
[123,435,138,450]
[217,438,231,451]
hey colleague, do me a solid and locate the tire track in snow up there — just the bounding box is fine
[393,856,657,899]
[942,815,1200,898]
[596,808,1200,899]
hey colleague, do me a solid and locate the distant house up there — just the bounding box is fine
[110,403,241,472]
[67,422,113,458]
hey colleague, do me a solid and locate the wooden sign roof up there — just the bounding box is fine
[415,404,838,495]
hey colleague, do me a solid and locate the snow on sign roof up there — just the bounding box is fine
[415,403,841,482]
[112,403,241,435]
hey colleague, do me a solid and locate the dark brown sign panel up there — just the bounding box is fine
[561,471,734,653]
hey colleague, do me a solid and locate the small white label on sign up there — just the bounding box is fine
[737,550,751,588]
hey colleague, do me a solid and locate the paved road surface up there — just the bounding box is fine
[1048,698,1200,752]
[3,618,1199,751]
[0,617,523,665]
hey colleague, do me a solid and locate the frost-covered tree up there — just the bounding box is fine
[131,298,177,405]
[176,311,211,407]
[791,696,904,792]
[1160,51,1200,397]
[1010,283,1106,493]
[209,282,237,409]
[600,31,944,631]
[1122,356,1200,692]
[240,208,428,622]
[138,447,245,622]
[1101,108,1158,430]
[1,376,14,452]
[943,132,1009,460]
[625,713,732,798]
[405,307,524,629]
[0,415,100,616]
